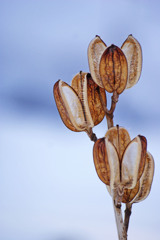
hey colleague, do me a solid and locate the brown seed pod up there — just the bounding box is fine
[137,135,147,181]
[88,35,107,88]
[105,138,120,189]
[105,126,131,162]
[121,135,147,189]
[99,45,128,94]
[71,72,94,128]
[132,152,154,203]
[53,80,86,132]
[121,35,142,89]
[93,138,110,185]
[71,72,106,127]
[86,73,106,126]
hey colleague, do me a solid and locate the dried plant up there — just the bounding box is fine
[53,35,154,240]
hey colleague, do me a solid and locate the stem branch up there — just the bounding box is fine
[100,90,119,129]
[124,203,132,234]
[86,128,97,142]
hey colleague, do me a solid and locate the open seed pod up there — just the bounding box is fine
[93,126,147,202]
[131,152,154,203]
[88,35,107,88]
[106,150,154,204]
[71,72,106,127]
[88,35,142,94]
[53,72,106,132]
[54,80,86,132]
[93,138,110,185]
[121,35,142,89]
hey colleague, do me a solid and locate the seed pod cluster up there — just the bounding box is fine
[53,35,154,210]
[88,35,142,94]
[54,72,106,133]
[93,126,154,203]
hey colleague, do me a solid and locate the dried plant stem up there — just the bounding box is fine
[99,90,119,129]
[108,91,119,115]
[113,199,127,240]
[106,114,114,129]
[86,128,97,142]
[124,203,132,233]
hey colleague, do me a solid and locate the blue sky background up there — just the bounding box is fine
[0,0,160,239]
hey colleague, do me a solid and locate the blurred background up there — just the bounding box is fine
[0,0,160,239]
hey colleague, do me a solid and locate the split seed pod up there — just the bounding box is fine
[88,35,107,88]
[131,152,154,203]
[53,72,106,132]
[106,152,154,204]
[88,35,142,94]
[93,126,147,202]
[121,34,142,89]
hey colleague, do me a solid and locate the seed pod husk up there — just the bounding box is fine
[105,126,131,162]
[121,34,142,89]
[71,72,106,127]
[99,45,128,94]
[88,35,107,88]
[121,135,147,189]
[53,80,86,132]
[132,152,154,203]
[93,138,110,185]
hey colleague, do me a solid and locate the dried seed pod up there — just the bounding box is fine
[105,138,120,189]
[71,71,87,103]
[71,72,94,128]
[105,126,131,162]
[88,35,107,88]
[121,35,142,89]
[132,152,154,203]
[99,45,128,94]
[93,126,149,204]
[86,73,106,126]
[71,72,106,126]
[121,135,147,189]
[137,135,147,180]
[53,80,86,132]
[93,138,110,185]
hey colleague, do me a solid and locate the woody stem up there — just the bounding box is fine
[100,91,119,129]
[124,203,132,234]
[113,199,127,240]
[86,128,97,142]
[106,114,114,129]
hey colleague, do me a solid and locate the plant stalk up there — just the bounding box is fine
[124,203,132,234]
[112,189,127,240]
